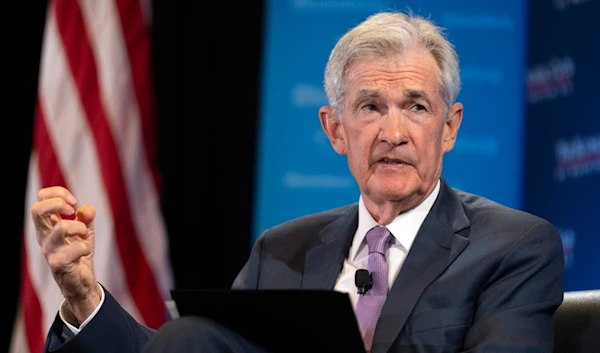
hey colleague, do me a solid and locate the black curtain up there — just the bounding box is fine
[3,1,264,351]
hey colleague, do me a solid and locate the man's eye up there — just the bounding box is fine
[362,104,377,111]
[411,104,426,111]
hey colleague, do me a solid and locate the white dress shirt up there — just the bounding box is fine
[60,283,105,334]
[60,179,441,334]
[333,179,440,308]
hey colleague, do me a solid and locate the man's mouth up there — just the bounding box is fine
[380,158,406,165]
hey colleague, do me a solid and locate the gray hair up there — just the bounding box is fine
[323,11,461,119]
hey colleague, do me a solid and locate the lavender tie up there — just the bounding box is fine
[354,225,393,352]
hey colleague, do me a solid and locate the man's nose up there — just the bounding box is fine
[378,110,409,146]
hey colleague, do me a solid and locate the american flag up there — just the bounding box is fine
[10,0,173,352]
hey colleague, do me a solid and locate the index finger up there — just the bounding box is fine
[37,186,77,205]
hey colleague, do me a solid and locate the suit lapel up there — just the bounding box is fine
[301,206,358,290]
[371,179,471,353]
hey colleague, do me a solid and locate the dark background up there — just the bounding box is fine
[4,1,265,351]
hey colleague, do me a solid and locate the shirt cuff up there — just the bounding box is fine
[59,283,105,335]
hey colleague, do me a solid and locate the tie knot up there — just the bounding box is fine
[366,225,392,255]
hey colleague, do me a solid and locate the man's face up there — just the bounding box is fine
[320,46,463,209]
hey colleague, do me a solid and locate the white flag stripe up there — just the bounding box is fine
[78,0,172,298]
[9,305,28,353]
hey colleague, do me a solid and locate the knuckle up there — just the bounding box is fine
[46,255,64,271]
[31,203,42,218]
[76,241,90,256]
[56,220,70,233]
[58,198,69,210]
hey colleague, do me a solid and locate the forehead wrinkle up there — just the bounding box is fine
[347,66,435,97]
[347,68,441,109]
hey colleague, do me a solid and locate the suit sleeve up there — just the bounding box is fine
[460,221,565,353]
[231,231,266,289]
[44,287,155,353]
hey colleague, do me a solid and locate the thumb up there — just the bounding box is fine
[76,204,96,228]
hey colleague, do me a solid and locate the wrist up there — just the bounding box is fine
[63,284,103,326]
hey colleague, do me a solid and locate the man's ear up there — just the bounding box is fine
[319,106,347,155]
[442,102,463,153]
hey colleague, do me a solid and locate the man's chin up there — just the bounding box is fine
[366,185,416,204]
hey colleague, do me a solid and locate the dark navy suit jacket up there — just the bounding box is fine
[44,178,564,353]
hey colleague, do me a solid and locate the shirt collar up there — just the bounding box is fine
[348,179,441,261]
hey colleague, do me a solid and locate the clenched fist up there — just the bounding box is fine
[31,186,102,326]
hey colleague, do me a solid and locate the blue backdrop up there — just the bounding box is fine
[524,0,600,291]
[254,0,598,291]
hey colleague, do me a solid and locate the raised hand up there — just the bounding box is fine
[31,186,102,325]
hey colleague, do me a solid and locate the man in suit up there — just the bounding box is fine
[33,10,564,353]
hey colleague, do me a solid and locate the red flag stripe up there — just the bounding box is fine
[52,0,165,328]
[34,102,69,190]
[20,237,44,353]
[114,0,162,193]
